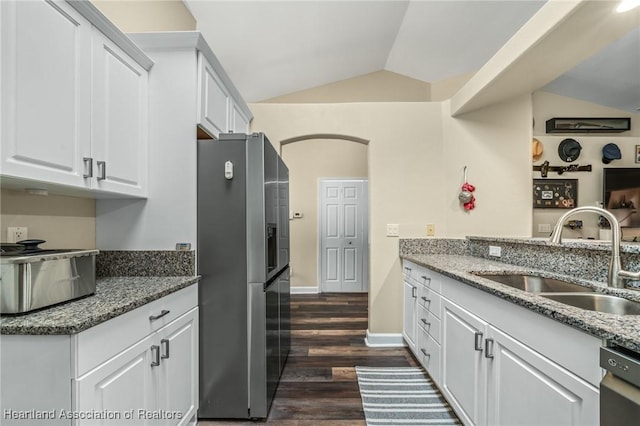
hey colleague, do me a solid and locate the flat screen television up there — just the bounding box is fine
[603,168,640,240]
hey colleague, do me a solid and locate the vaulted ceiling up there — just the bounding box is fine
[184,0,639,113]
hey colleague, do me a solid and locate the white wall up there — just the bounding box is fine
[442,94,533,238]
[281,138,368,287]
[91,0,196,32]
[1,189,96,249]
[249,98,532,334]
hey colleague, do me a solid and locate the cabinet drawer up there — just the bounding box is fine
[417,304,441,344]
[419,287,441,318]
[417,329,441,384]
[416,270,441,294]
[73,284,198,376]
[403,261,416,280]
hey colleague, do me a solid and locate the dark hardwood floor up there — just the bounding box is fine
[198,292,418,425]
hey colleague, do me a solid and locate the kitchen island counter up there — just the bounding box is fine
[402,252,640,352]
[0,276,199,335]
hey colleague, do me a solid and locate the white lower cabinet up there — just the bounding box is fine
[75,308,198,425]
[75,334,157,425]
[486,326,598,426]
[401,260,601,426]
[441,298,488,425]
[0,285,198,426]
[402,278,417,351]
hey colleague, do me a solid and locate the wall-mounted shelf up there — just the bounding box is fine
[545,117,630,133]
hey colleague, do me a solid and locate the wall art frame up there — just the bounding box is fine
[533,178,578,209]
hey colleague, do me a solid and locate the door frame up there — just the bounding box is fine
[317,178,369,293]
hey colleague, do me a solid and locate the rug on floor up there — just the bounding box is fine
[355,366,461,425]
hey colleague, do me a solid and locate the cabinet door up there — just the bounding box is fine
[197,53,229,138]
[91,31,148,197]
[75,334,157,425]
[486,326,599,426]
[157,308,198,426]
[230,100,250,133]
[402,280,417,351]
[1,0,91,187]
[441,298,488,426]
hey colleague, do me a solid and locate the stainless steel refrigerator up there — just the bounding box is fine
[197,132,290,419]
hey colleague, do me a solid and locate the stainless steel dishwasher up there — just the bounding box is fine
[600,345,640,425]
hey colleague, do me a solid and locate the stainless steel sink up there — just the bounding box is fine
[540,293,640,315]
[476,274,594,293]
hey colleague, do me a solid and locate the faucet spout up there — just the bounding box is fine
[548,206,629,288]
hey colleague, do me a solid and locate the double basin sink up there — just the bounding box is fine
[475,274,640,315]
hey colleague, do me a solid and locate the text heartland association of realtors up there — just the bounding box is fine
[3,409,183,420]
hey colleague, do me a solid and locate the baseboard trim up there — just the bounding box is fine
[290,286,320,294]
[364,329,406,347]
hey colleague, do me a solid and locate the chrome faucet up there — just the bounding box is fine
[549,206,640,288]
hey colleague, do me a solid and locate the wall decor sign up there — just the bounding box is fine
[636,145,640,164]
[533,179,578,209]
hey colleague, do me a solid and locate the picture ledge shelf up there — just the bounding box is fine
[545,117,631,134]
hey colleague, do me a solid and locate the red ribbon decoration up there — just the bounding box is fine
[462,182,476,210]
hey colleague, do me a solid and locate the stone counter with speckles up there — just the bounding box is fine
[400,237,640,352]
[0,276,199,335]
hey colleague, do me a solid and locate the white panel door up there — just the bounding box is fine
[91,31,148,197]
[319,179,368,292]
[486,325,599,426]
[1,0,91,187]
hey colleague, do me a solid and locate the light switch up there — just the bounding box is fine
[538,223,551,233]
[386,224,399,237]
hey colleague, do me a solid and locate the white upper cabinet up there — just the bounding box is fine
[1,0,92,187]
[230,99,251,134]
[0,0,152,198]
[193,35,252,138]
[91,31,148,196]
[197,52,230,138]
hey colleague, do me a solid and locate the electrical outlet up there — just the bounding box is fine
[426,224,435,236]
[386,224,399,237]
[489,245,502,257]
[7,227,28,243]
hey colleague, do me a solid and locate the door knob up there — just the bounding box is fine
[348,241,352,245]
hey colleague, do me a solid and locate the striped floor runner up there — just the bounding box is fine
[355,366,461,425]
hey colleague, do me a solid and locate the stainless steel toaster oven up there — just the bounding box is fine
[1,241,99,314]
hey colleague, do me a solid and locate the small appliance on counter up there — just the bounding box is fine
[0,239,98,314]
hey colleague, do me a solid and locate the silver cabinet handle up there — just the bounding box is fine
[474,331,483,351]
[421,296,430,303]
[150,345,160,367]
[420,348,430,357]
[161,338,170,359]
[420,318,430,326]
[83,157,93,178]
[412,286,417,298]
[96,161,106,180]
[404,267,412,272]
[485,338,495,359]
[149,309,170,321]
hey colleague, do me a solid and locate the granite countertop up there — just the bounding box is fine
[0,276,199,335]
[467,236,640,254]
[401,253,640,352]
